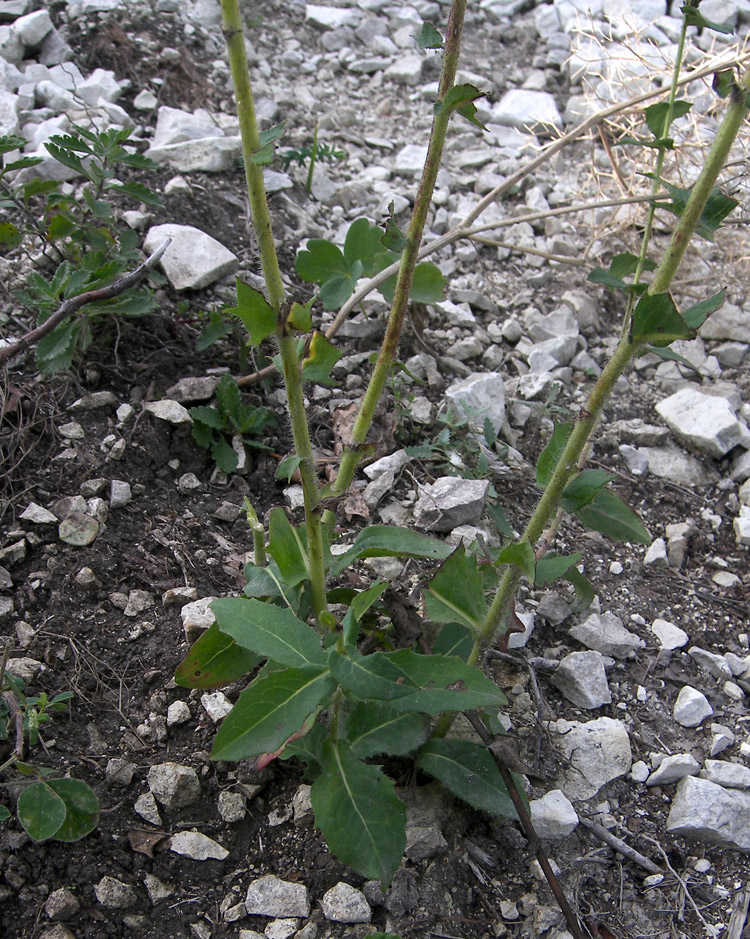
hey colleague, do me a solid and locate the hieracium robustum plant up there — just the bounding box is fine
[170,0,748,923]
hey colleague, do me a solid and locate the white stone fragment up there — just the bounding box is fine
[445,372,506,435]
[570,611,643,658]
[145,400,193,424]
[94,877,136,909]
[20,502,58,524]
[646,753,700,786]
[305,4,360,29]
[170,830,229,861]
[667,776,750,851]
[700,760,750,789]
[492,89,562,133]
[630,760,650,783]
[109,480,132,508]
[180,597,217,642]
[643,537,669,568]
[134,792,162,826]
[320,882,371,923]
[218,790,246,823]
[689,646,732,680]
[650,618,689,650]
[147,762,201,809]
[550,717,632,800]
[245,875,310,918]
[201,691,233,721]
[673,686,713,728]
[166,700,191,726]
[412,476,490,532]
[529,789,579,838]
[393,144,428,175]
[551,651,611,709]
[655,387,743,458]
[144,224,238,291]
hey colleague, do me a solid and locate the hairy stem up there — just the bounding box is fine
[221,0,327,622]
[331,0,467,495]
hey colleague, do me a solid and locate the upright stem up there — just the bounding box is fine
[221,0,327,622]
[331,0,467,495]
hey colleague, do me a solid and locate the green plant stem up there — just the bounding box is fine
[306,124,318,197]
[221,0,328,623]
[331,0,467,496]
[467,67,750,670]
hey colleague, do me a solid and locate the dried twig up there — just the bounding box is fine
[727,888,750,939]
[640,834,712,931]
[464,709,592,939]
[0,238,171,365]
[578,817,664,877]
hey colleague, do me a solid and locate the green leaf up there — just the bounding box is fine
[0,221,22,247]
[436,84,486,129]
[189,406,225,430]
[281,720,327,770]
[268,507,310,587]
[644,100,692,138]
[0,805,10,821]
[496,542,536,581]
[380,649,507,713]
[416,21,443,48]
[682,2,734,33]
[631,292,694,347]
[344,703,430,758]
[212,665,334,761]
[609,252,657,280]
[215,373,243,426]
[330,525,452,577]
[329,647,415,703]
[250,122,285,165]
[287,299,313,332]
[536,421,573,488]
[44,141,86,177]
[487,503,514,539]
[713,68,735,98]
[319,271,360,311]
[380,205,408,252]
[301,331,342,385]
[17,782,66,841]
[644,344,702,375]
[424,546,488,633]
[276,454,304,482]
[657,179,737,240]
[296,239,350,284]
[311,739,406,886]
[432,622,473,661]
[406,262,445,303]
[561,469,614,513]
[564,565,595,611]
[196,309,233,351]
[243,563,284,599]
[574,488,651,544]
[535,552,582,586]
[36,323,76,374]
[417,739,520,819]
[211,435,238,474]
[211,597,325,667]
[342,580,389,645]
[344,216,385,269]
[174,623,261,688]
[226,279,277,346]
[46,779,99,842]
[682,288,725,330]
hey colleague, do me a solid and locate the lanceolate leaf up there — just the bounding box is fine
[175,623,260,688]
[330,526,452,577]
[657,179,738,240]
[212,597,325,667]
[226,279,277,346]
[281,720,327,770]
[381,649,507,713]
[535,552,582,586]
[574,488,651,544]
[496,541,536,582]
[631,292,694,347]
[565,565,595,611]
[416,739,520,820]
[268,507,310,587]
[682,3,734,34]
[432,622,473,661]
[311,739,406,886]
[561,469,613,513]
[536,421,573,488]
[211,666,334,761]
[424,546,487,633]
[682,289,725,330]
[344,702,430,758]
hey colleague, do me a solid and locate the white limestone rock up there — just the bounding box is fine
[646,753,700,786]
[445,372,506,435]
[650,618,689,650]
[180,597,217,642]
[529,789,579,839]
[305,4,360,28]
[655,387,743,458]
[151,105,223,148]
[394,143,429,176]
[700,759,750,789]
[245,875,310,918]
[673,685,713,727]
[321,882,371,923]
[550,717,632,800]
[412,476,490,532]
[147,761,201,809]
[700,301,750,343]
[667,776,750,851]
[492,89,562,133]
[551,651,612,709]
[144,399,192,424]
[146,137,242,173]
[170,830,229,861]
[569,611,643,658]
[643,537,669,568]
[143,224,238,291]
